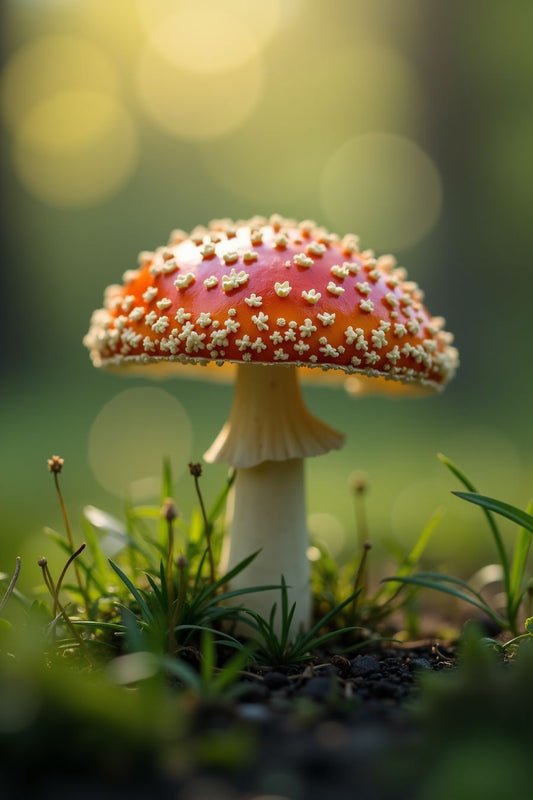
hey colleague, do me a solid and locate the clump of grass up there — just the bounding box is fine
[310,472,444,641]
[0,451,464,695]
[239,576,362,666]
[386,454,533,649]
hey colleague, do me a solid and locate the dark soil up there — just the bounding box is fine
[8,641,457,800]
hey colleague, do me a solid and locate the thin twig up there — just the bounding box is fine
[39,558,86,649]
[51,467,90,615]
[53,543,87,618]
[0,556,22,614]
[190,464,216,585]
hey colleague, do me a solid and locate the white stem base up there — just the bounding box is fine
[222,458,311,636]
[204,364,345,638]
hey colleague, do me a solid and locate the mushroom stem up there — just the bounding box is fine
[224,458,311,633]
[204,363,345,636]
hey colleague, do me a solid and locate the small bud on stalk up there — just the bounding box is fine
[162,497,179,521]
[47,455,64,474]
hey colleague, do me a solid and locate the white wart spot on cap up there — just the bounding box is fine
[274,281,292,297]
[302,289,321,304]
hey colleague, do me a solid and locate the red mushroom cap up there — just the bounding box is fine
[84,214,458,391]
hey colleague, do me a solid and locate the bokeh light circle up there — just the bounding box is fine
[136,44,264,140]
[13,90,138,207]
[147,6,260,74]
[320,133,443,251]
[88,387,193,497]
[199,44,421,210]
[137,0,284,52]
[1,35,117,130]
[307,512,346,558]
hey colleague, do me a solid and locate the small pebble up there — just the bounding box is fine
[238,681,270,702]
[301,676,337,702]
[263,671,291,690]
[409,657,432,671]
[351,655,381,677]
[236,703,271,723]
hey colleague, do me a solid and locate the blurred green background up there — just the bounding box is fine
[1,0,532,587]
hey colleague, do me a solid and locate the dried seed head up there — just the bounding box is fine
[188,462,203,478]
[351,471,368,494]
[47,455,64,474]
[161,498,178,521]
[176,554,188,569]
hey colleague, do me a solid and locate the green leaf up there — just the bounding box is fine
[119,605,147,653]
[71,619,126,632]
[509,499,533,620]
[160,655,202,691]
[377,508,444,603]
[385,574,505,627]
[304,591,360,643]
[200,629,216,683]
[207,469,236,527]
[193,551,261,609]
[214,585,282,604]
[109,561,153,623]
[439,455,510,588]
[159,458,174,551]
[161,457,174,500]
[127,505,163,519]
[453,492,533,534]
[212,644,254,693]
[174,624,242,648]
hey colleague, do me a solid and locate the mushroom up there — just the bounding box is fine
[84,214,458,635]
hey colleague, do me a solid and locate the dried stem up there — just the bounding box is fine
[0,556,22,614]
[190,465,216,585]
[352,473,370,602]
[39,558,86,649]
[51,468,90,615]
[351,542,372,624]
[53,543,87,618]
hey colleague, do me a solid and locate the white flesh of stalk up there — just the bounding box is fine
[204,363,345,637]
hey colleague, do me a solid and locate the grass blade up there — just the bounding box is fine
[158,458,173,550]
[0,557,21,614]
[109,561,153,623]
[297,626,362,655]
[174,624,242,647]
[200,629,216,684]
[193,551,261,609]
[509,499,533,620]
[207,469,236,527]
[453,492,533,534]
[212,645,254,693]
[439,454,510,593]
[385,575,505,626]
[160,655,202,691]
[377,508,444,603]
[303,592,361,643]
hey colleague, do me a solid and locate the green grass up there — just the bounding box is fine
[2,449,532,708]
[0,452,442,682]
[2,450,533,799]
[386,454,533,644]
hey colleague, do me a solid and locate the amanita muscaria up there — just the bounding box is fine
[84,214,458,634]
